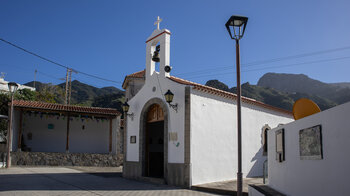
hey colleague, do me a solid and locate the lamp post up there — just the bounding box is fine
[6,82,18,168]
[225,15,248,196]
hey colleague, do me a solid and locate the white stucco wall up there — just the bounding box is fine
[12,111,119,154]
[70,118,118,154]
[19,113,67,152]
[125,78,145,101]
[190,90,293,185]
[268,101,350,196]
[126,72,186,163]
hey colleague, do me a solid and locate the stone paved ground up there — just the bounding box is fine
[0,167,219,196]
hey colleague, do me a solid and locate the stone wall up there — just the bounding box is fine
[11,151,123,167]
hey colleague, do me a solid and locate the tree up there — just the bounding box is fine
[35,84,63,103]
[15,89,36,101]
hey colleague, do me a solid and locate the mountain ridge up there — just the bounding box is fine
[206,73,348,111]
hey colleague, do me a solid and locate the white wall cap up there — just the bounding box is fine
[146,29,171,43]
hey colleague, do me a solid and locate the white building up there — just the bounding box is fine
[249,101,350,196]
[0,77,35,93]
[122,21,293,187]
[8,100,122,166]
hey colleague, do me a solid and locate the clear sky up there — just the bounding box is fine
[1,0,350,89]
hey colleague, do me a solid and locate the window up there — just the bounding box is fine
[262,125,271,156]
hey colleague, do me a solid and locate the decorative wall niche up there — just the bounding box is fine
[275,129,285,162]
[130,136,136,144]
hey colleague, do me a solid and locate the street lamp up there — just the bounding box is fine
[225,15,248,196]
[6,82,18,168]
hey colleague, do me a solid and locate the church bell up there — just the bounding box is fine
[152,45,160,62]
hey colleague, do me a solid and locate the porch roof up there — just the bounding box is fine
[11,100,121,117]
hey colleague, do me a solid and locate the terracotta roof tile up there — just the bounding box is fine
[12,100,121,116]
[124,70,293,116]
[122,70,145,89]
[126,70,145,78]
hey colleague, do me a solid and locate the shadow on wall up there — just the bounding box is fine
[246,148,266,177]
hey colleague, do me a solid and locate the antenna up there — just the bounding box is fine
[292,98,321,120]
[0,72,6,79]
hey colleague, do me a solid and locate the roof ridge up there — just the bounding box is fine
[124,70,292,115]
[169,76,257,101]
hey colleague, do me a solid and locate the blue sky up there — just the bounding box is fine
[1,0,350,89]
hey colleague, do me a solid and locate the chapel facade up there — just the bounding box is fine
[122,19,293,187]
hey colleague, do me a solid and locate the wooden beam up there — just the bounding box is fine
[17,110,23,150]
[66,114,70,152]
[109,118,112,153]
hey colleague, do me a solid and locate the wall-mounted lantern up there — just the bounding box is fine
[164,90,178,112]
[122,102,134,119]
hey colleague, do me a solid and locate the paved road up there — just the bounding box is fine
[0,167,218,196]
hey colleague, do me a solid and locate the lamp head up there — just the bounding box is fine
[164,89,174,104]
[122,102,130,113]
[225,15,248,40]
[8,82,18,94]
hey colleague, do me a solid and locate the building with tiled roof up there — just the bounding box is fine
[8,100,123,167]
[122,20,294,188]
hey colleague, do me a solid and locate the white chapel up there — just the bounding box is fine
[122,18,293,187]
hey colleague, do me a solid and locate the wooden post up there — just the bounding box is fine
[17,110,23,151]
[109,118,112,153]
[66,114,70,152]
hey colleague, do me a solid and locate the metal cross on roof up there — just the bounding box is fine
[154,16,162,30]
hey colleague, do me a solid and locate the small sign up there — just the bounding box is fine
[48,124,54,130]
[169,132,178,141]
[130,136,136,144]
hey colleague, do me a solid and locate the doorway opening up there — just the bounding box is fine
[145,104,164,178]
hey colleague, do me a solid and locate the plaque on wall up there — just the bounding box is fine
[275,129,285,162]
[299,125,323,160]
[169,132,178,141]
[130,136,136,144]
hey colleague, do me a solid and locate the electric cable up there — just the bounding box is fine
[185,56,350,80]
[176,46,350,77]
[0,38,122,84]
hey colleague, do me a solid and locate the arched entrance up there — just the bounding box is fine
[145,104,164,178]
[139,98,168,180]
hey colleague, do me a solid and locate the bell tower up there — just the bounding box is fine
[145,16,171,81]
